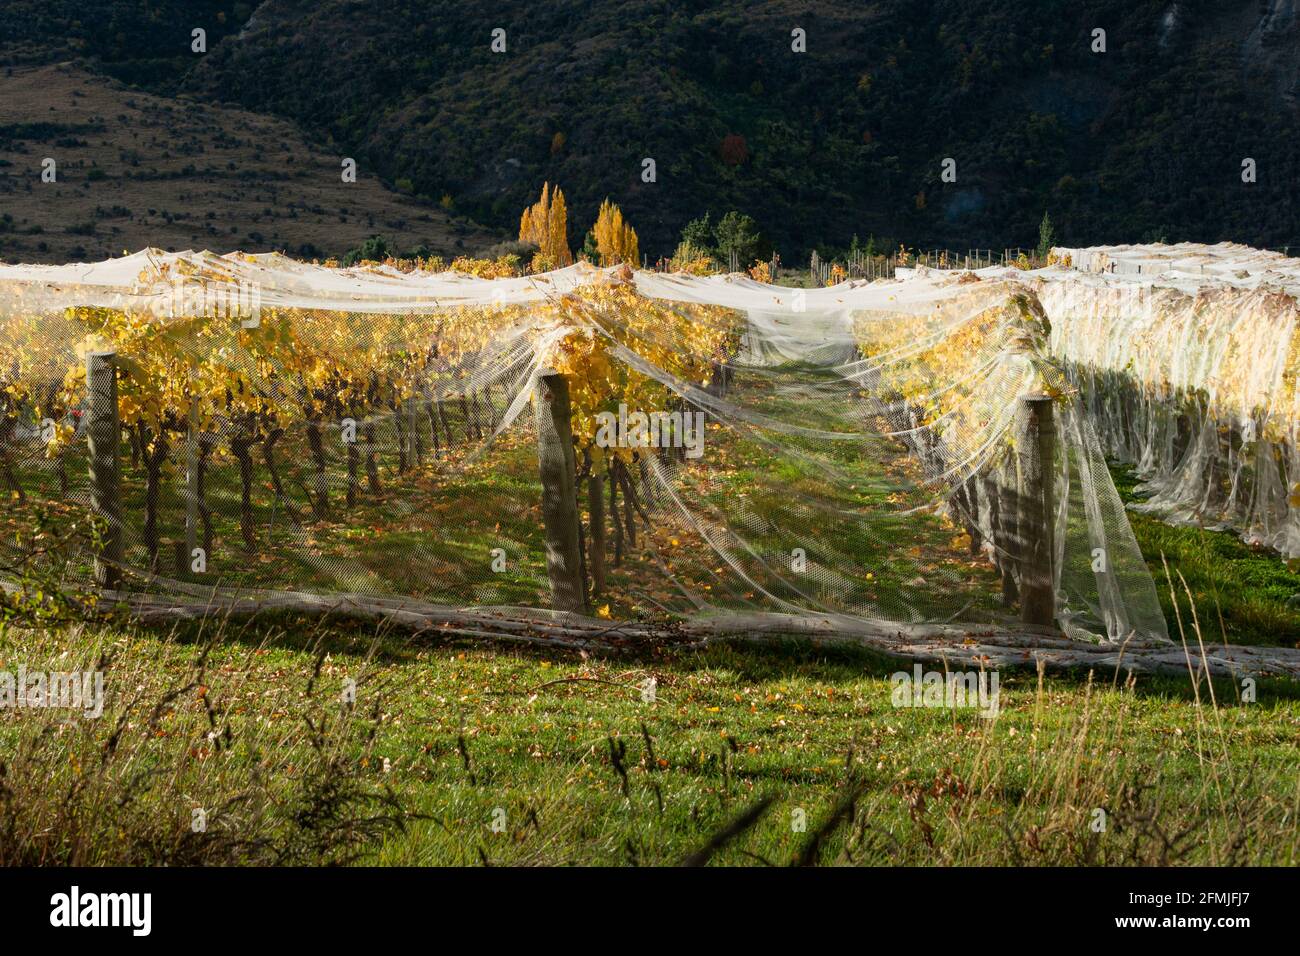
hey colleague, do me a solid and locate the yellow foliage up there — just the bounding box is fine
[592,199,640,267]
[543,281,743,457]
[850,284,1056,468]
[448,255,523,279]
[1,258,742,472]
[519,182,573,271]
[669,241,718,276]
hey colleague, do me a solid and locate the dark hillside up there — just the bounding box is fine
[4,0,1297,258]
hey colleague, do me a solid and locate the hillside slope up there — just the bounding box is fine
[2,1,1297,259]
[179,0,1299,256]
[0,63,500,263]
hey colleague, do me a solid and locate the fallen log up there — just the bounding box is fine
[6,578,1298,681]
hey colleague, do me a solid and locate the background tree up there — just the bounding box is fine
[519,183,573,271]
[342,235,394,266]
[1037,211,1056,259]
[714,211,763,270]
[592,199,640,267]
[680,214,715,260]
[719,133,749,166]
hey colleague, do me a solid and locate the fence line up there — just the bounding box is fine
[652,247,1056,282]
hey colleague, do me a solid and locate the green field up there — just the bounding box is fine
[1,606,1298,866]
[3,378,1299,866]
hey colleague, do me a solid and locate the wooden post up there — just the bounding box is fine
[533,372,586,613]
[184,393,198,569]
[86,351,123,589]
[1016,394,1055,627]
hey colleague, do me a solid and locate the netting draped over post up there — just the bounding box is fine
[631,269,1170,643]
[0,248,1181,646]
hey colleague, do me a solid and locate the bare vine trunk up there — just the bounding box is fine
[365,423,382,497]
[139,423,169,571]
[393,407,408,474]
[0,413,23,503]
[305,420,331,517]
[425,398,441,457]
[459,393,477,441]
[436,392,454,448]
[346,437,360,508]
[197,433,215,557]
[609,460,624,566]
[412,400,425,465]
[261,427,301,526]
[231,427,257,551]
[588,469,606,596]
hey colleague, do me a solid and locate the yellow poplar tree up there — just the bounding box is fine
[592,199,640,267]
[519,182,573,271]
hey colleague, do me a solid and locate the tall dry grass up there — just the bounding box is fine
[0,616,409,866]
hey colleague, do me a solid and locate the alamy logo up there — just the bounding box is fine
[150,277,262,326]
[890,663,999,718]
[50,886,151,936]
[594,403,705,459]
[0,667,103,718]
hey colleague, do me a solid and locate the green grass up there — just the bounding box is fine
[2,615,1297,866]
[1112,466,1300,647]
[4,380,1300,865]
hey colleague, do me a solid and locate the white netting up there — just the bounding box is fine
[1006,243,1300,558]
[0,249,1176,645]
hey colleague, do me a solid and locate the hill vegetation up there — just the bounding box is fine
[3,1,1297,262]
[0,64,498,263]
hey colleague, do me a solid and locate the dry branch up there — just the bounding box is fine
[6,578,1298,681]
